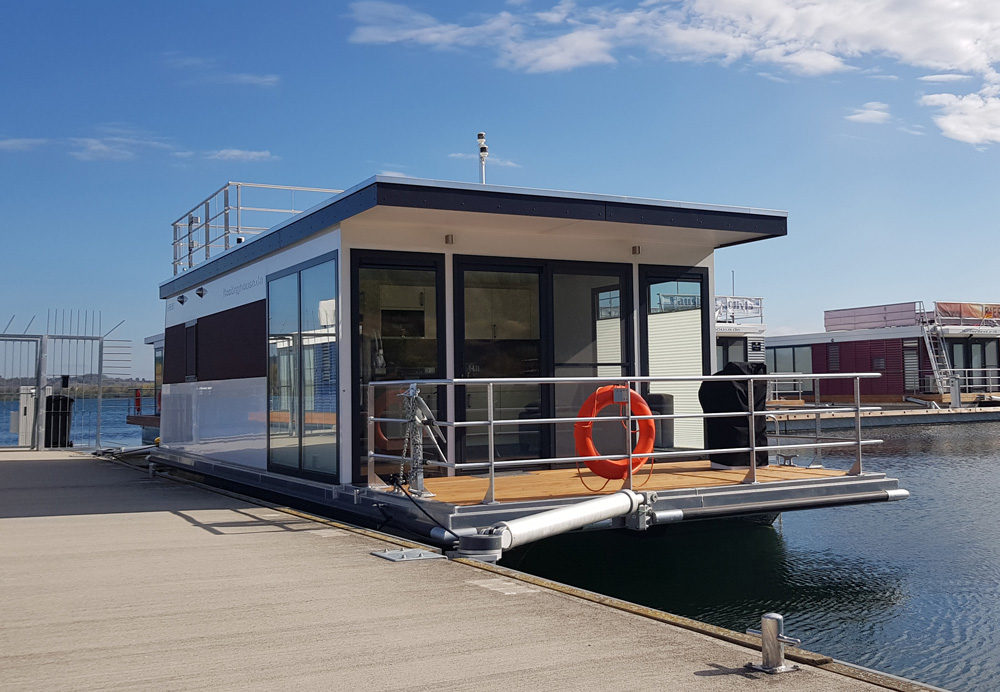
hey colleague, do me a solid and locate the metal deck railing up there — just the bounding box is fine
[366,372,882,505]
[171,182,342,275]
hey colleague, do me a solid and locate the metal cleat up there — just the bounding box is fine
[746,613,801,674]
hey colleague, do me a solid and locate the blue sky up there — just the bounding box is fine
[3,1,1000,378]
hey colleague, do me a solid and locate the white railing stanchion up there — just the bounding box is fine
[483,382,497,504]
[744,375,759,484]
[847,376,864,476]
[625,379,634,492]
[366,383,389,489]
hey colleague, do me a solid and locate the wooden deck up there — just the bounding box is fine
[410,460,846,506]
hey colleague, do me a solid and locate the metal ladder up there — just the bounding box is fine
[918,303,951,395]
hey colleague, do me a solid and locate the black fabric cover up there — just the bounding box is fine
[698,361,767,467]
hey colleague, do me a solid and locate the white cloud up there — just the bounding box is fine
[897,124,926,136]
[68,125,172,161]
[69,138,135,161]
[378,170,414,177]
[756,72,790,83]
[206,149,278,162]
[536,0,576,24]
[163,52,280,88]
[918,73,973,83]
[845,101,891,124]
[919,92,1000,144]
[0,138,48,151]
[219,73,280,87]
[348,0,1000,144]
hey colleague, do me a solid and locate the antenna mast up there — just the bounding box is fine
[477,132,488,184]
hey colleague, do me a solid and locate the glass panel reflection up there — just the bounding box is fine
[268,273,299,469]
[300,260,338,475]
[358,266,441,480]
[463,270,540,460]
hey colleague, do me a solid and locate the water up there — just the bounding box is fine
[501,422,1000,692]
[0,397,145,449]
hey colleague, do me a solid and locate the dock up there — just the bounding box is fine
[770,403,1000,431]
[1,451,937,692]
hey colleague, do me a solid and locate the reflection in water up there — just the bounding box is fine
[502,422,1000,692]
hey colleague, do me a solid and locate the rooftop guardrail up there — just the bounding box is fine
[172,182,342,275]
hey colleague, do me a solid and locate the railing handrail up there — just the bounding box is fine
[369,372,880,387]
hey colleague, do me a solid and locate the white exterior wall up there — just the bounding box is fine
[160,229,341,475]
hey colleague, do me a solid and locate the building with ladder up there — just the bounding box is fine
[766,301,1000,405]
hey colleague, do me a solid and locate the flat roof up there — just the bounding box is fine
[161,176,787,298]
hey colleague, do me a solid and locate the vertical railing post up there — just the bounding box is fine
[745,375,759,484]
[34,335,48,451]
[625,379,634,491]
[203,201,211,261]
[366,383,385,489]
[483,382,497,504]
[95,336,103,449]
[223,186,231,250]
[848,375,864,475]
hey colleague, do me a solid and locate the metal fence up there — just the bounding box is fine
[0,312,128,450]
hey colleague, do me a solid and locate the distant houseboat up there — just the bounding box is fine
[767,301,1000,405]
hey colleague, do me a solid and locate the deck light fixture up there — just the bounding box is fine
[177,295,187,305]
[195,287,206,298]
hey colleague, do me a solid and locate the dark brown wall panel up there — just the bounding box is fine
[163,324,187,385]
[196,300,267,381]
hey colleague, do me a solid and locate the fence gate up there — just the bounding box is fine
[1,313,128,450]
[0,337,40,448]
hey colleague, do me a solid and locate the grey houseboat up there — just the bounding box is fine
[151,176,906,556]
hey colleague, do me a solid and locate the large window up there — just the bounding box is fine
[765,345,814,395]
[268,253,339,480]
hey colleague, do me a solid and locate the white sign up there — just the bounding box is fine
[715,296,762,322]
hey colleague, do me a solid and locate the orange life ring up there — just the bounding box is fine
[574,386,656,480]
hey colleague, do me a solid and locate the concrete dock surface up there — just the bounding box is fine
[1,452,938,692]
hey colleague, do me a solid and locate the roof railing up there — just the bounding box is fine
[171,182,342,275]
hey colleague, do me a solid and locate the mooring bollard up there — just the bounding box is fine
[746,613,801,674]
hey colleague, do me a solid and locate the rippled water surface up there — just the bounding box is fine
[502,422,1000,692]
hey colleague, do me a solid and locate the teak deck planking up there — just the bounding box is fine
[403,460,846,506]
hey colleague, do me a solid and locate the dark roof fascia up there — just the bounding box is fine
[160,176,786,298]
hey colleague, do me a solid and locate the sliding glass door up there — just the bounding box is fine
[455,257,632,462]
[267,253,339,480]
[352,251,445,483]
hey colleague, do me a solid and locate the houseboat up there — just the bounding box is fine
[149,176,907,559]
[766,301,1000,405]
